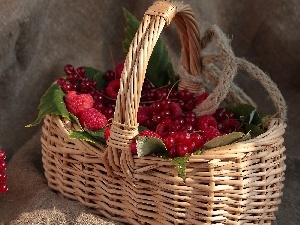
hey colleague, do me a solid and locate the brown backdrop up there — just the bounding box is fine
[0,0,299,224]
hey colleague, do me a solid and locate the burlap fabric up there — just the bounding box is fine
[0,0,299,224]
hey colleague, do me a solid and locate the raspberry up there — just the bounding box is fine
[79,108,108,131]
[130,141,138,154]
[196,92,209,105]
[130,130,162,154]
[202,126,221,142]
[104,126,111,140]
[138,130,162,140]
[65,91,94,117]
[195,115,218,131]
[106,79,120,99]
[115,61,124,79]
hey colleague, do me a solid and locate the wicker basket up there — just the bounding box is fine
[41,1,287,224]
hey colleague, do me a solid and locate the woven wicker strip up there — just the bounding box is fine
[41,1,287,224]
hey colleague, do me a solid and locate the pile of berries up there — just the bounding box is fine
[0,149,8,193]
[58,62,243,158]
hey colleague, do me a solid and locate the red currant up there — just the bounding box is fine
[0,150,6,161]
[0,183,8,193]
[68,73,80,83]
[141,89,156,101]
[155,88,168,100]
[218,119,241,134]
[103,106,114,120]
[150,101,162,113]
[167,147,178,158]
[0,172,7,183]
[178,89,195,101]
[156,118,173,138]
[93,101,105,112]
[61,83,74,93]
[190,133,203,149]
[57,77,67,86]
[76,67,86,78]
[104,70,116,81]
[0,161,6,172]
[64,64,75,75]
[163,135,176,149]
[176,145,189,157]
[184,99,196,111]
[142,79,154,91]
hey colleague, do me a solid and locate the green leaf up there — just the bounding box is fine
[244,124,265,137]
[138,126,148,133]
[85,127,106,143]
[204,132,246,150]
[83,66,107,89]
[136,136,167,157]
[69,113,82,129]
[172,155,190,182]
[26,84,69,127]
[122,8,176,87]
[122,8,140,54]
[69,130,98,143]
[226,104,257,124]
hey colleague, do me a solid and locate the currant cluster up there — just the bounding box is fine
[136,87,242,157]
[57,62,124,121]
[0,149,8,193]
[58,62,243,158]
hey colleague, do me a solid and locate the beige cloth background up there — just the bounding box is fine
[0,0,299,224]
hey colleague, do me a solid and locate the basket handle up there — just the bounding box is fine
[104,1,201,177]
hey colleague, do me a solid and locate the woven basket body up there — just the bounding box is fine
[41,1,287,224]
